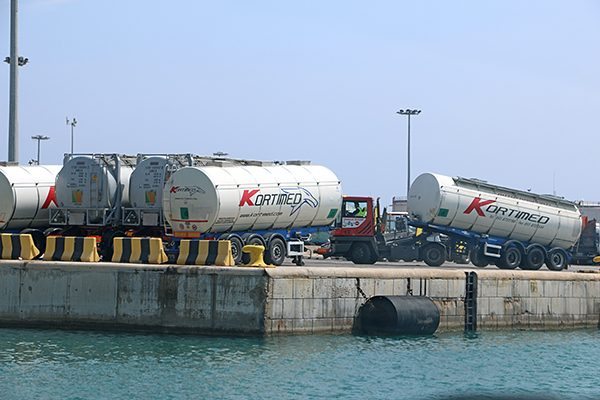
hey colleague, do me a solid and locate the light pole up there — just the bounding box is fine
[66,117,77,154]
[396,109,421,197]
[31,135,50,165]
[5,0,30,163]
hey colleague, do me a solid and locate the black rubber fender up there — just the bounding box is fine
[357,295,440,335]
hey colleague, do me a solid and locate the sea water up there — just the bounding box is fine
[0,327,599,400]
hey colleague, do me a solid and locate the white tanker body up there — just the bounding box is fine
[408,173,582,270]
[163,163,342,265]
[0,165,61,231]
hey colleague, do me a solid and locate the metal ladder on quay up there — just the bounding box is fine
[465,271,477,331]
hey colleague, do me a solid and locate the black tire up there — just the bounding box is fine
[100,229,125,261]
[20,228,46,259]
[546,248,568,271]
[350,243,372,264]
[498,246,521,269]
[422,243,446,267]
[226,236,244,265]
[241,235,266,264]
[264,237,286,266]
[521,247,545,270]
[43,227,63,237]
[470,245,489,268]
[452,253,470,264]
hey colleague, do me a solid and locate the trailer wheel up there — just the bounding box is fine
[351,243,374,264]
[422,243,445,267]
[470,246,489,267]
[264,238,286,266]
[100,229,125,261]
[546,248,568,271]
[226,236,244,265]
[498,247,521,269]
[521,247,545,270]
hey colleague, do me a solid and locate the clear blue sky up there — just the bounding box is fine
[1,0,599,206]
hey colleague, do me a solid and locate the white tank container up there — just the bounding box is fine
[129,156,173,209]
[163,164,343,236]
[55,155,134,214]
[408,173,582,250]
[0,165,61,230]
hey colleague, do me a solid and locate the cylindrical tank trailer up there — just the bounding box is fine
[163,163,343,264]
[408,173,582,270]
[0,165,61,231]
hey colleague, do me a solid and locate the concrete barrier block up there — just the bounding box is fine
[112,237,168,264]
[177,240,234,266]
[0,233,40,260]
[45,236,100,262]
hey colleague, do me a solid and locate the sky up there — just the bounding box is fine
[1,0,599,206]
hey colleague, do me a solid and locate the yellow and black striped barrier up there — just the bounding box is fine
[45,236,100,262]
[177,240,235,266]
[0,233,40,260]
[112,237,168,264]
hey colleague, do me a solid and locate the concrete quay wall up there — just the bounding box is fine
[0,260,269,335]
[1,260,599,335]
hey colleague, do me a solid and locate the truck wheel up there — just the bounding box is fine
[522,247,545,270]
[546,248,568,271]
[470,246,489,267]
[498,247,521,269]
[351,243,373,264]
[100,229,125,261]
[422,243,445,267]
[225,236,244,265]
[264,238,286,266]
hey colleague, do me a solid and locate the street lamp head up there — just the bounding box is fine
[31,135,50,141]
[396,109,422,115]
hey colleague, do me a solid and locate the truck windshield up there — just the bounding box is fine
[344,201,368,218]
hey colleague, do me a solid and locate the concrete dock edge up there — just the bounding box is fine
[1,260,599,335]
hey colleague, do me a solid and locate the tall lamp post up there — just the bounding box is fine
[396,109,421,197]
[66,117,77,154]
[31,135,50,165]
[5,0,30,163]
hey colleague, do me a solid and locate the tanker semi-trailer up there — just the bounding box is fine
[408,173,582,270]
[162,162,343,265]
[0,164,61,254]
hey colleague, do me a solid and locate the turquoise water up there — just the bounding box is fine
[0,328,599,400]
